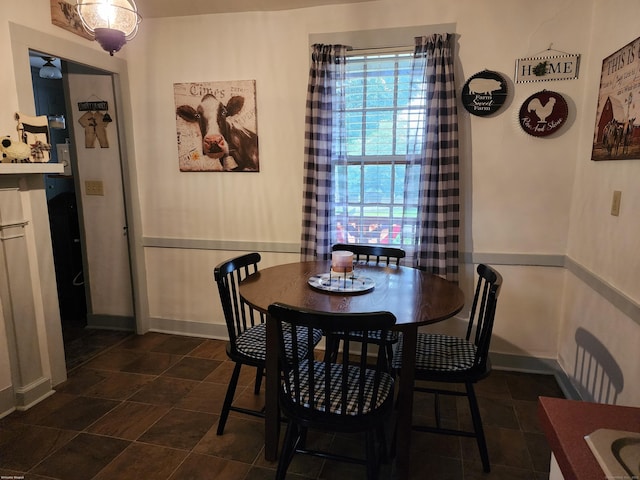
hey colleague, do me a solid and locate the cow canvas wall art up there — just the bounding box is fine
[174,80,260,172]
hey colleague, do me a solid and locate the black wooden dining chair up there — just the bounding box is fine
[330,243,406,365]
[268,303,396,480]
[213,253,267,435]
[214,253,323,435]
[332,243,406,267]
[391,263,503,473]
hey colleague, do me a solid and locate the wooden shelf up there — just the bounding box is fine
[0,163,64,175]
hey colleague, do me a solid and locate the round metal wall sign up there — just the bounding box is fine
[519,90,568,137]
[461,70,508,116]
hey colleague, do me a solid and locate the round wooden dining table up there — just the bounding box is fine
[239,260,464,479]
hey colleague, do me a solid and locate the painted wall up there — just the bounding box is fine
[124,0,639,405]
[0,0,639,413]
[125,0,592,356]
[559,0,640,407]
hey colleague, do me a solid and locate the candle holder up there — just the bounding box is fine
[308,253,375,294]
[330,250,354,288]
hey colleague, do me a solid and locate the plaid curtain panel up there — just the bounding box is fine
[407,34,460,282]
[300,44,349,261]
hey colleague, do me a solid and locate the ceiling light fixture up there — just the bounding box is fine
[76,0,142,56]
[39,57,63,79]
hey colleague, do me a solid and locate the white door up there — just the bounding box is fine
[67,72,134,328]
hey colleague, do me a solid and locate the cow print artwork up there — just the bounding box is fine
[174,80,259,172]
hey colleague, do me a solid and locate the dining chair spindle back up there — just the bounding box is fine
[332,243,405,266]
[331,243,406,364]
[213,252,269,435]
[269,303,397,480]
[392,263,503,473]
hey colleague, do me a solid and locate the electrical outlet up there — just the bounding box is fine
[85,180,104,196]
[610,190,622,216]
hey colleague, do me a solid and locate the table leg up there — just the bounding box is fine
[394,327,417,479]
[264,314,279,461]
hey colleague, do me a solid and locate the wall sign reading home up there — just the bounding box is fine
[515,54,580,83]
[174,80,259,172]
[519,90,568,137]
[461,70,508,116]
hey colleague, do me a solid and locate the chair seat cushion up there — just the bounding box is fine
[236,323,322,362]
[347,330,398,343]
[284,360,393,415]
[392,333,477,372]
[235,323,268,361]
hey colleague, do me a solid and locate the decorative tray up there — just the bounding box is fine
[308,273,375,294]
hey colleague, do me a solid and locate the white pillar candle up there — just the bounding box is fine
[331,250,354,273]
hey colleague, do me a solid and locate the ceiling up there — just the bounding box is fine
[134,0,374,18]
[29,0,374,66]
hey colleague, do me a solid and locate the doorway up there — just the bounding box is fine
[29,50,134,371]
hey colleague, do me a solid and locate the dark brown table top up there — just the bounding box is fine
[239,260,464,327]
[239,259,465,479]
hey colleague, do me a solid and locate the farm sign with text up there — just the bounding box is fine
[461,70,508,116]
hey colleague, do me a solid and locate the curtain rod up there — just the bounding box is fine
[346,45,414,56]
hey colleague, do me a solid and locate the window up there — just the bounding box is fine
[303,35,459,278]
[333,51,423,252]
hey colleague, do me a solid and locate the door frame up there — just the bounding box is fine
[9,22,148,385]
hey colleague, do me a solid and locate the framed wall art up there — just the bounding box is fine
[461,70,508,116]
[519,90,569,137]
[174,80,259,172]
[50,0,93,40]
[515,53,580,83]
[592,36,640,161]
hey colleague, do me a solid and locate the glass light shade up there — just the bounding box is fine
[76,0,141,55]
[39,60,62,79]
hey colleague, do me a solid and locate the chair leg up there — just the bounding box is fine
[254,367,263,395]
[365,429,379,480]
[298,426,308,449]
[276,421,299,480]
[377,423,388,464]
[466,383,490,473]
[217,362,242,435]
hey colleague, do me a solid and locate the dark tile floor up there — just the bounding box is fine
[0,332,564,479]
[62,325,133,371]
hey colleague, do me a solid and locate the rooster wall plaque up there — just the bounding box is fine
[519,90,568,137]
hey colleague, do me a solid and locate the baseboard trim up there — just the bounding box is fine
[0,385,16,419]
[148,317,229,340]
[87,314,136,331]
[13,377,55,410]
[491,352,581,400]
[145,318,582,401]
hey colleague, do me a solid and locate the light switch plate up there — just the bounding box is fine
[85,180,104,196]
[611,190,621,216]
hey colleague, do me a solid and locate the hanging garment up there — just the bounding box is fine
[78,111,110,148]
